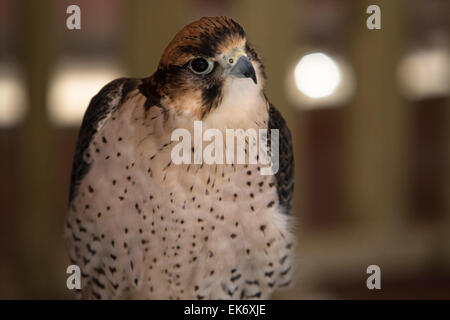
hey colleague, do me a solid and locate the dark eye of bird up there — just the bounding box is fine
[189,58,210,74]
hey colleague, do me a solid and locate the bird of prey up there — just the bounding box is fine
[66,16,295,300]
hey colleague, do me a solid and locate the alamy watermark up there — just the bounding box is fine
[66,5,381,31]
[366,5,381,30]
[170,121,279,175]
[66,264,81,290]
[366,265,381,290]
[66,5,81,30]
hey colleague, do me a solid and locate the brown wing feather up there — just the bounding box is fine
[268,104,294,214]
[69,78,139,203]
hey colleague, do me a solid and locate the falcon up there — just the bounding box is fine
[65,16,295,300]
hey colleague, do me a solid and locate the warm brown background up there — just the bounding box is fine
[0,0,449,299]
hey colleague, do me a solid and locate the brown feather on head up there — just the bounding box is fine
[140,16,265,120]
[159,17,246,67]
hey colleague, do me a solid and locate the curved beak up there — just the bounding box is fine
[229,55,257,84]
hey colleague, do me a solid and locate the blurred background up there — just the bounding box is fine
[0,0,449,299]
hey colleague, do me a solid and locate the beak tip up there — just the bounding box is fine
[244,72,257,85]
[230,56,258,85]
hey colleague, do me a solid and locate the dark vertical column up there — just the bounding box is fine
[18,0,59,297]
[303,108,346,229]
[297,0,352,231]
[404,0,449,222]
[409,98,448,221]
[346,0,407,226]
[0,0,21,298]
[0,128,22,298]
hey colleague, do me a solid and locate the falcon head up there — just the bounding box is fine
[140,17,267,123]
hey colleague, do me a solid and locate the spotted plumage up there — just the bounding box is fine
[66,16,295,300]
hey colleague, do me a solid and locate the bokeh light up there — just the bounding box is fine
[0,64,26,127]
[294,53,341,98]
[397,47,450,100]
[48,59,123,126]
[287,52,355,109]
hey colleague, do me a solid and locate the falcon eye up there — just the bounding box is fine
[188,58,214,75]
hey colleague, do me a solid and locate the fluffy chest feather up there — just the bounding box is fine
[66,93,294,299]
